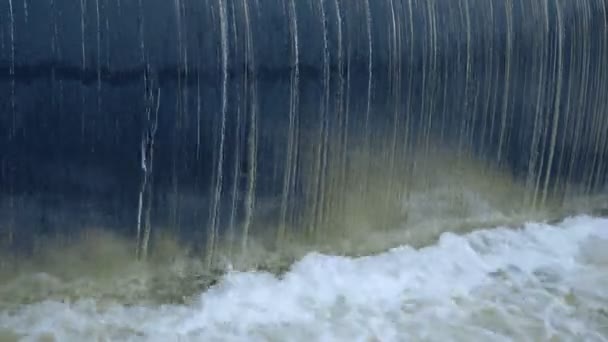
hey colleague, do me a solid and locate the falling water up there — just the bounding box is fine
[79,0,87,138]
[0,2,607,336]
[22,0,27,23]
[7,0,15,138]
[206,0,230,266]
[277,0,300,245]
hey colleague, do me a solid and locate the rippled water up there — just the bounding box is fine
[0,215,607,341]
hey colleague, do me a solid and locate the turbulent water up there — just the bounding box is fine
[1,215,606,341]
[0,0,607,340]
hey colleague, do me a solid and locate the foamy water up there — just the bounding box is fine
[1,216,607,341]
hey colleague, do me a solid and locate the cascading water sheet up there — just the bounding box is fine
[0,1,607,339]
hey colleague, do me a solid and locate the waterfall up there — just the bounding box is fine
[0,0,607,268]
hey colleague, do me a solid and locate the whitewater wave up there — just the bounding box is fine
[1,216,607,341]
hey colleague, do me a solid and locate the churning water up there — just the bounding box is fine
[1,215,607,341]
[1,0,608,340]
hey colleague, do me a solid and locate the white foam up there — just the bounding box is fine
[1,216,607,341]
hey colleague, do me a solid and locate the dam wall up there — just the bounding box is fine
[0,0,606,262]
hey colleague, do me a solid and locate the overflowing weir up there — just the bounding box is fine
[0,0,607,268]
